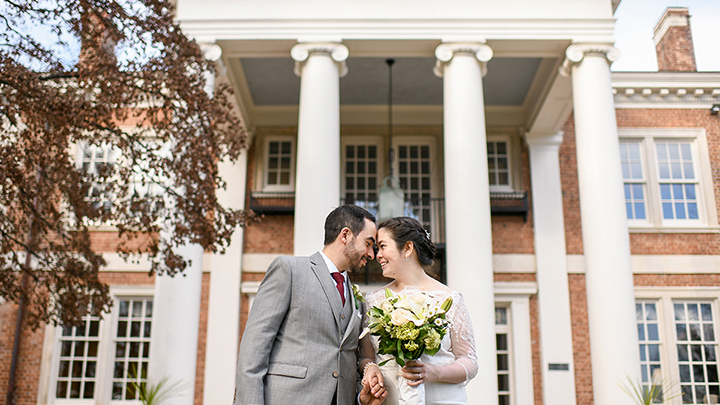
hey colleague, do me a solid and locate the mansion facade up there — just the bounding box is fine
[1,2,720,405]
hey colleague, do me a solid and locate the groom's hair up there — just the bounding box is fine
[324,205,377,246]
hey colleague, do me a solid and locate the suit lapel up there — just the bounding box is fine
[309,252,342,330]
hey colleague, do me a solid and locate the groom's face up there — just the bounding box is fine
[343,218,377,273]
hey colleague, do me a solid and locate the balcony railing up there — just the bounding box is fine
[249,191,295,214]
[251,191,530,238]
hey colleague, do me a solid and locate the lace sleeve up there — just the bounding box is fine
[447,291,479,382]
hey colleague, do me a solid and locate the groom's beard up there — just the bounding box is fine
[344,239,370,273]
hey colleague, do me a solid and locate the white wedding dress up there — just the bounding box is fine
[365,286,479,405]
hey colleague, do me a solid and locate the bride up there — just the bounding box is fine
[359,217,478,405]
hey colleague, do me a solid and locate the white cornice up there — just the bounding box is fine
[611,72,720,107]
[178,18,616,43]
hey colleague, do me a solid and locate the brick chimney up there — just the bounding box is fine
[652,7,697,72]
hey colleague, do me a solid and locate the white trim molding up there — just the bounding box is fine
[568,254,720,274]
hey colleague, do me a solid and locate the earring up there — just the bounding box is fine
[405,255,410,262]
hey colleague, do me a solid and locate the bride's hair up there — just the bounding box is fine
[378,217,436,270]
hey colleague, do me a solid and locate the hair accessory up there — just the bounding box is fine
[424,229,431,240]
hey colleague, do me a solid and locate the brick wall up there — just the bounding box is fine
[0,305,45,405]
[560,116,585,255]
[493,139,535,254]
[569,274,593,405]
[560,108,720,255]
[617,109,720,255]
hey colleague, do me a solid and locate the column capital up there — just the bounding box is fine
[200,43,222,62]
[559,43,621,77]
[291,42,349,77]
[524,131,565,148]
[433,42,493,77]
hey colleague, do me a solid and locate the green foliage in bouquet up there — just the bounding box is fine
[368,288,452,367]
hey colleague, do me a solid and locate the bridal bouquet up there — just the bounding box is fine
[366,288,452,405]
[368,288,452,366]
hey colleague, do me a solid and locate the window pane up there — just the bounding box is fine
[679,345,689,361]
[660,184,672,199]
[663,203,674,219]
[706,346,716,362]
[684,163,695,179]
[702,304,713,321]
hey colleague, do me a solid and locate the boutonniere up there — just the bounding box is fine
[352,284,365,309]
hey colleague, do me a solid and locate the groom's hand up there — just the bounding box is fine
[359,377,387,405]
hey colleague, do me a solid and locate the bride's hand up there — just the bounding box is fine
[401,360,438,387]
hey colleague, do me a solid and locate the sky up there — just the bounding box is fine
[612,0,720,72]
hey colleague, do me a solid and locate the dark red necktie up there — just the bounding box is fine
[331,272,346,306]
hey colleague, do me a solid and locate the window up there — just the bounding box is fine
[637,301,662,398]
[619,129,718,229]
[656,142,699,221]
[54,315,103,400]
[49,293,153,404]
[496,306,512,405]
[620,141,648,221]
[342,138,382,215]
[487,138,512,192]
[263,137,295,191]
[674,302,718,403]
[78,143,120,212]
[634,291,720,404]
[395,140,435,234]
[75,141,166,225]
[111,298,153,401]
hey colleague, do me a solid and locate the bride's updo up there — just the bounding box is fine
[378,217,436,269]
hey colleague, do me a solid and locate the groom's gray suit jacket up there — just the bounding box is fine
[233,252,363,405]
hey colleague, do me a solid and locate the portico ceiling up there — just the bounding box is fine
[222,40,572,130]
[240,57,543,107]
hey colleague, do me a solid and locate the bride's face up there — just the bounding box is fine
[376,228,402,279]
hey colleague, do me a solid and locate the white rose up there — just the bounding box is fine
[411,294,426,304]
[381,300,394,313]
[390,308,413,326]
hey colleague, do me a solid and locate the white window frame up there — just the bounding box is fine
[495,282,536,405]
[392,136,441,237]
[635,287,720,404]
[487,135,515,193]
[620,138,652,228]
[45,286,154,405]
[619,128,719,232]
[72,130,168,231]
[261,135,295,192]
[340,135,385,203]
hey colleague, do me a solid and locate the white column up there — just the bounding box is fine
[149,243,203,403]
[435,42,497,404]
[148,44,223,404]
[561,43,640,405]
[203,58,249,402]
[525,132,577,405]
[291,42,347,256]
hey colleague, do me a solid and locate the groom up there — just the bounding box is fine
[233,205,386,405]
